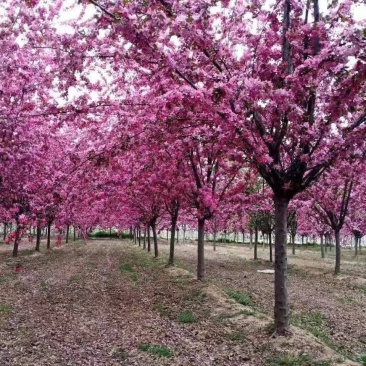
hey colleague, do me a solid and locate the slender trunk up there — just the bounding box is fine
[197,218,205,281]
[167,229,169,241]
[35,225,41,252]
[320,234,325,259]
[249,230,253,249]
[269,231,273,263]
[263,233,265,249]
[355,235,358,256]
[3,223,7,241]
[242,231,245,244]
[66,224,70,244]
[334,229,341,275]
[152,223,158,258]
[168,215,178,266]
[147,226,151,252]
[138,227,141,247]
[73,226,76,241]
[254,228,258,260]
[47,221,51,249]
[143,227,146,249]
[292,234,295,255]
[213,232,217,251]
[183,225,186,244]
[12,222,21,258]
[274,195,290,334]
[324,235,328,253]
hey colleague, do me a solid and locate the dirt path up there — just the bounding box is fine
[158,240,366,362]
[0,239,359,365]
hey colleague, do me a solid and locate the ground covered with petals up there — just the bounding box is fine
[0,239,361,365]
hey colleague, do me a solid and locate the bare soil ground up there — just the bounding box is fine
[159,240,366,364]
[0,238,363,365]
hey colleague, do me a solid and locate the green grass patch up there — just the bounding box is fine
[153,302,171,317]
[355,284,366,293]
[69,275,82,282]
[138,343,174,358]
[183,289,207,302]
[227,330,246,341]
[119,263,134,273]
[291,312,347,356]
[338,296,355,304]
[227,290,252,306]
[269,354,332,366]
[0,305,11,313]
[178,310,197,323]
[19,249,35,256]
[39,281,49,291]
[356,354,366,365]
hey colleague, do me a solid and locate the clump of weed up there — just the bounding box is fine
[138,343,174,358]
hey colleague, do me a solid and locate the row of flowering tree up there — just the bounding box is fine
[1,0,366,336]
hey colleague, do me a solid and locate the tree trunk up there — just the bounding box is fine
[176,228,179,244]
[35,224,41,252]
[334,229,341,275]
[143,227,146,249]
[242,231,245,244]
[183,225,186,244]
[213,232,217,251]
[147,226,151,252]
[168,214,178,266]
[73,226,76,241]
[138,227,141,247]
[249,229,253,249]
[197,218,205,281]
[273,195,290,334]
[320,234,325,259]
[254,228,258,260]
[152,223,158,258]
[12,222,21,258]
[292,234,296,255]
[354,235,358,256]
[66,224,70,244]
[47,221,51,249]
[269,231,273,263]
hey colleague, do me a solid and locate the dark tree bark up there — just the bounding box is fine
[355,235,358,256]
[73,226,76,241]
[320,234,325,258]
[168,212,178,266]
[35,224,41,252]
[47,221,52,249]
[138,227,141,247]
[197,218,205,281]
[269,230,273,263]
[249,229,253,249]
[213,231,217,251]
[334,229,341,275]
[147,225,151,252]
[66,224,70,244]
[12,220,21,258]
[292,234,296,255]
[274,195,290,334]
[254,227,258,260]
[143,227,146,249]
[151,223,158,257]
